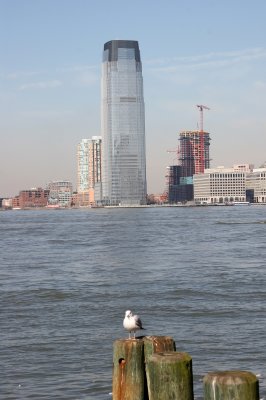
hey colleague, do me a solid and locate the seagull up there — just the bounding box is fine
[123,310,145,339]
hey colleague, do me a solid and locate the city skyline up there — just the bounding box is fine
[1,0,266,197]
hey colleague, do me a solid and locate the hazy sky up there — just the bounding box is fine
[1,0,266,197]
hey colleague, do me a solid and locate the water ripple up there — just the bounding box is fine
[1,206,266,399]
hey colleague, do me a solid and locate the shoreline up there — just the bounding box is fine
[1,202,266,211]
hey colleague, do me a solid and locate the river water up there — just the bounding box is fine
[1,205,266,399]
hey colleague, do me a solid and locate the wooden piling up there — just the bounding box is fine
[146,351,194,400]
[112,338,145,400]
[203,370,259,400]
[143,335,176,362]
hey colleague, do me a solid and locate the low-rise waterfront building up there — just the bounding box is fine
[12,196,20,208]
[2,198,13,209]
[246,168,266,203]
[1,189,49,209]
[193,164,252,204]
[48,181,73,207]
[18,188,49,208]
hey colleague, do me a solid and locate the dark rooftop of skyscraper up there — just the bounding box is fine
[103,40,141,62]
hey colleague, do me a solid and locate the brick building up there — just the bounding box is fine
[14,188,50,208]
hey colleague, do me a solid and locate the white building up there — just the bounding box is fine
[2,198,13,208]
[77,137,102,206]
[48,181,73,207]
[193,165,252,204]
[77,139,90,193]
[101,40,147,206]
[246,168,266,203]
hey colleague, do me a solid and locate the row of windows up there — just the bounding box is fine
[196,197,246,202]
[210,174,244,178]
[210,183,245,186]
[247,177,266,181]
[210,180,245,184]
[211,192,244,195]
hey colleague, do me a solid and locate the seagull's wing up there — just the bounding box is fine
[134,314,144,329]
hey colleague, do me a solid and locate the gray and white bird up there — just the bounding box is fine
[123,310,145,339]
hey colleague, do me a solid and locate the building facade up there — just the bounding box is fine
[167,165,193,203]
[89,136,102,204]
[77,139,90,193]
[193,165,251,204]
[167,130,211,203]
[246,168,266,203]
[179,130,211,177]
[2,198,13,208]
[18,188,49,208]
[77,137,102,206]
[101,40,147,206]
[48,181,73,207]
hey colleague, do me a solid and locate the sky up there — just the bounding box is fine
[1,0,266,197]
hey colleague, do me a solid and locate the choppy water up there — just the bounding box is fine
[1,205,266,399]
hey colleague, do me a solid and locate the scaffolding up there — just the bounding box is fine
[196,105,210,173]
[179,130,211,177]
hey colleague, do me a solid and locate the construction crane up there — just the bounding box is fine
[196,104,210,173]
[166,146,180,165]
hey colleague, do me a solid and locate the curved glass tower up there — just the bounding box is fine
[101,40,147,206]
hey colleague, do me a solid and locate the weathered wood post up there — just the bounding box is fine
[203,370,259,400]
[143,335,176,361]
[112,336,177,400]
[146,351,194,400]
[113,338,145,400]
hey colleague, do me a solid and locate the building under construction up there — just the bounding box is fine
[179,130,211,176]
[167,105,211,203]
[167,130,211,203]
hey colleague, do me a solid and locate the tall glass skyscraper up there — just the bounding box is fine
[101,40,147,206]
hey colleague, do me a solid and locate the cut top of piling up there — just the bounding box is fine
[203,370,260,400]
[203,370,259,386]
